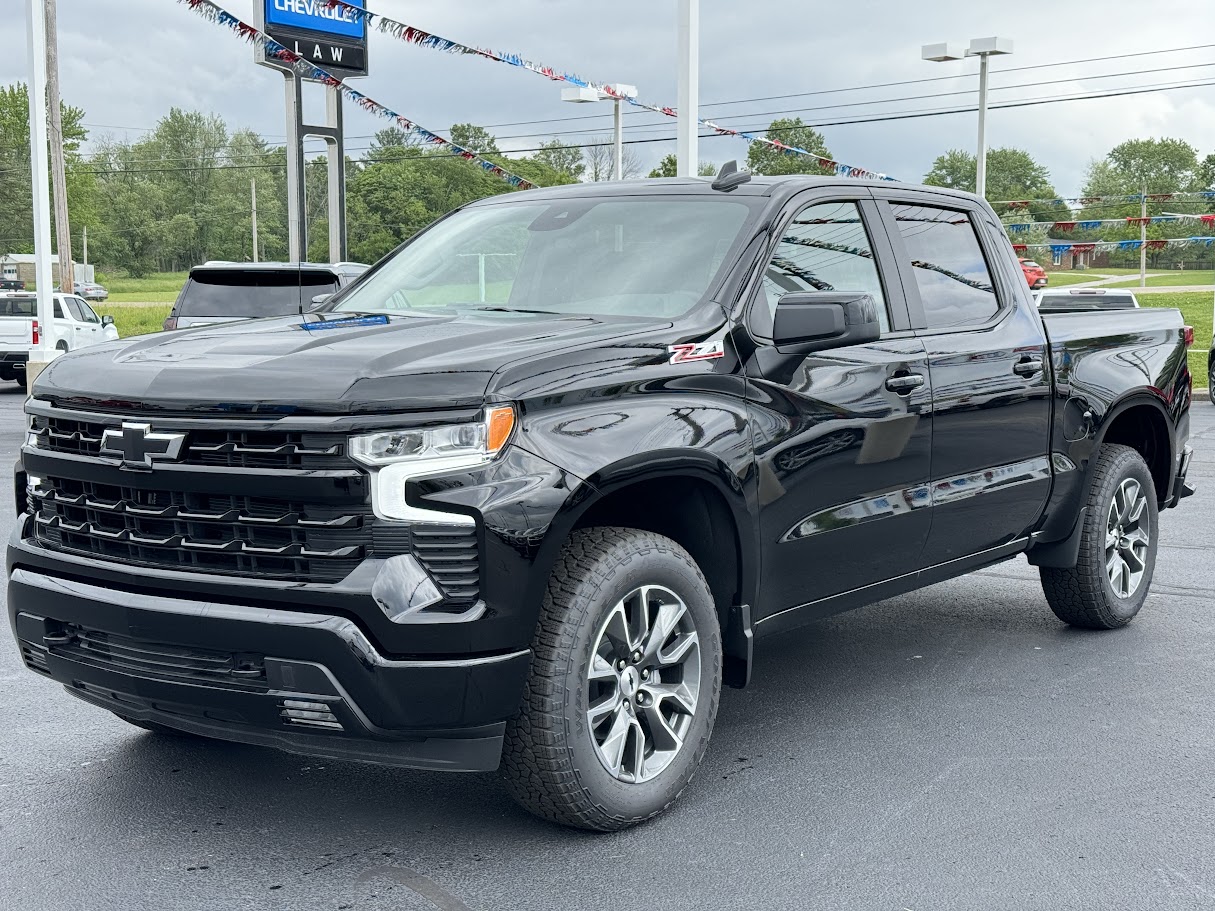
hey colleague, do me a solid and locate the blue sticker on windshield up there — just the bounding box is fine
[300,315,389,331]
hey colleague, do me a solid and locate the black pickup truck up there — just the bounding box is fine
[8,172,1194,831]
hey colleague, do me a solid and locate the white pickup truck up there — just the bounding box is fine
[0,292,119,389]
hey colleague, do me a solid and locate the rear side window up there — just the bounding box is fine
[890,204,999,329]
[179,271,339,318]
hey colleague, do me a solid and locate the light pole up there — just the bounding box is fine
[24,0,56,377]
[677,0,699,178]
[561,83,638,180]
[922,36,1014,199]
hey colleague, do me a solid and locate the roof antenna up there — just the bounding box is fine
[711,160,752,192]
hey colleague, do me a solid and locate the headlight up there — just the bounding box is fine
[349,405,516,522]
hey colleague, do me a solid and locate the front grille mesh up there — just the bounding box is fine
[30,416,349,470]
[27,410,482,600]
[34,478,368,583]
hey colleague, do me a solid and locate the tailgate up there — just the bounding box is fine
[0,317,33,348]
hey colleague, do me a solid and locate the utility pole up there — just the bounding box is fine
[44,0,73,295]
[676,0,699,178]
[1140,184,1147,288]
[81,225,87,265]
[24,0,55,375]
[251,179,259,263]
[975,53,990,198]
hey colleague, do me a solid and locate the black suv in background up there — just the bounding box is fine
[162,261,368,331]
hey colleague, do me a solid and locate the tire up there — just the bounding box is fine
[14,372,26,390]
[502,528,722,831]
[113,714,201,737]
[1040,444,1158,629]
[1208,364,1214,405]
[55,341,69,354]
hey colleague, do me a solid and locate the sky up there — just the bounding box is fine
[6,0,1215,195]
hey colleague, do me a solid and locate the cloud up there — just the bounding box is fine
[3,0,1213,192]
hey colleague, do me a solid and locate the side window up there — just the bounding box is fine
[53,299,65,320]
[77,299,101,323]
[754,201,889,338]
[63,297,85,321]
[889,204,999,329]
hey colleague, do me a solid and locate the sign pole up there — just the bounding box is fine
[676,0,699,178]
[284,71,307,263]
[326,84,347,263]
[24,0,55,372]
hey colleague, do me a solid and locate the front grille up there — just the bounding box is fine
[30,416,349,470]
[412,526,480,604]
[42,624,267,691]
[34,477,368,583]
[21,643,50,676]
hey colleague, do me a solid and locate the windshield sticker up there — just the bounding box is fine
[300,315,390,331]
[669,341,725,364]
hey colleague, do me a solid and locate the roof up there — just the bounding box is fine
[0,254,65,264]
[191,261,368,273]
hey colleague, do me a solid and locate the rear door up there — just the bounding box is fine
[743,191,934,618]
[872,190,1052,565]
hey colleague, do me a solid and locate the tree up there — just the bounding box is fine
[647,154,716,178]
[1193,152,1214,190]
[923,146,1067,223]
[1102,137,1200,194]
[0,82,96,256]
[533,139,585,181]
[449,123,499,154]
[582,136,643,181]
[745,118,832,176]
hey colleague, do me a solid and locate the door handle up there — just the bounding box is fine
[885,373,925,394]
[1013,357,1044,377]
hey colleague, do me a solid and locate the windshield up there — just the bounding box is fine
[332,197,754,319]
[180,271,338,317]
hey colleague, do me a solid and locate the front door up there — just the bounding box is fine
[873,192,1052,565]
[743,194,934,621]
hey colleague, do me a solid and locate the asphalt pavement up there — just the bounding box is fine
[2,380,1214,911]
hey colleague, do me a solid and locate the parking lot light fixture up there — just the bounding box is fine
[561,83,639,180]
[922,36,1014,199]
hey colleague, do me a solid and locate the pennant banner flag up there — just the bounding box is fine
[1003,213,1215,232]
[1017,236,1215,253]
[995,190,1215,208]
[321,0,894,181]
[179,0,537,189]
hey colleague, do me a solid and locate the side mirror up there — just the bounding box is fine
[101,315,115,327]
[772,291,881,354]
[310,293,333,308]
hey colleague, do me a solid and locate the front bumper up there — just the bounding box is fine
[8,565,531,771]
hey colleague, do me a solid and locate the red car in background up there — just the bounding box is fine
[1019,258,1048,289]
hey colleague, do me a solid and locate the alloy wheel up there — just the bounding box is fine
[586,585,701,784]
[1106,477,1150,599]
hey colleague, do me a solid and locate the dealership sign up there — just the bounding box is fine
[257,0,368,78]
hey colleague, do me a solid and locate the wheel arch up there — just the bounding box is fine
[525,451,757,685]
[1093,392,1175,504]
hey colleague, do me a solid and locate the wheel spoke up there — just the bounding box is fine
[639,702,683,752]
[1121,542,1146,574]
[601,602,630,656]
[589,653,617,683]
[657,630,699,668]
[646,680,698,716]
[587,692,619,727]
[624,718,647,781]
[1126,492,1146,527]
[598,706,631,777]
[642,598,688,664]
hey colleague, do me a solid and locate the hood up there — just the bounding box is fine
[34,310,668,416]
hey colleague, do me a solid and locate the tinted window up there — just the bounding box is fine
[333,198,754,319]
[754,201,888,337]
[63,297,85,320]
[891,204,998,329]
[0,298,35,316]
[179,271,339,318]
[77,299,101,323]
[53,299,64,319]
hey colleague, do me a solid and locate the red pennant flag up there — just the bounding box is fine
[1012,244,1028,253]
[1054,222,1077,232]
[1071,243,1096,253]
[1144,239,1167,250]
[1200,215,1215,226]
[1126,217,1150,226]
[1147,193,1174,202]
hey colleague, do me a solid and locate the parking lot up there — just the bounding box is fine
[1,381,1213,911]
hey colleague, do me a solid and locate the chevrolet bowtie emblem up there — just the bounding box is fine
[99,422,187,471]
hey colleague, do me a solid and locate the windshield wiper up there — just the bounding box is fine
[468,306,565,316]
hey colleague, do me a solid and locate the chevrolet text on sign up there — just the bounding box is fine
[265,0,366,40]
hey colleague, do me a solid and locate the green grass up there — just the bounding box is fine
[95,271,188,294]
[1140,291,1213,382]
[1106,270,1215,289]
[1042,272,1098,287]
[107,304,172,338]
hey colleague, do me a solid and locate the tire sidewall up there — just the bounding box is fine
[560,541,721,822]
[1093,451,1158,621]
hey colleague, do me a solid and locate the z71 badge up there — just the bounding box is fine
[668,341,725,364]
